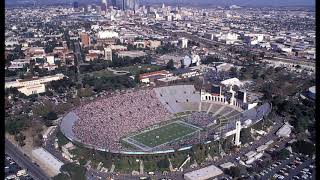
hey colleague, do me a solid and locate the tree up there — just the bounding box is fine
[252,69,259,79]
[240,128,253,144]
[222,136,234,152]
[77,87,93,97]
[60,163,87,180]
[14,133,26,147]
[293,116,309,133]
[229,67,238,77]
[32,100,55,117]
[166,59,175,70]
[201,56,220,64]
[157,158,170,169]
[52,173,69,180]
[275,149,290,160]
[5,115,29,135]
[291,140,315,156]
[227,166,241,178]
[45,111,58,120]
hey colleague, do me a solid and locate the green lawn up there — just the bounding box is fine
[85,69,115,78]
[131,122,200,148]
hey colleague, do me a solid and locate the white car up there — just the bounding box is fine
[302,168,309,172]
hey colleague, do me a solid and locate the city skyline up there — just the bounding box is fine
[5,0,316,7]
[4,0,316,180]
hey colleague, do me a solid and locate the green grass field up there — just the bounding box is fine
[131,122,200,148]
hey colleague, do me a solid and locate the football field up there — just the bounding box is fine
[124,121,201,150]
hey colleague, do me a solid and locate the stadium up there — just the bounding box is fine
[60,84,271,155]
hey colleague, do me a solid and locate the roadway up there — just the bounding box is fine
[73,41,83,86]
[5,139,51,180]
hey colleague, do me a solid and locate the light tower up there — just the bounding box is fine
[234,120,241,146]
[229,85,236,106]
[181,37,188,48]
[101,0,108,12]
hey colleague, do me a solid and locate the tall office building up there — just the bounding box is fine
[104,48,112,61]
[116,0,125,10]
[101,0,107,11]
[115,0,138,11]
[111,0,117,7]
[73,1,79,9]
[181,37,188,48]
[96,6,102,14]
[101,4,107,12]
[80,32,90,47]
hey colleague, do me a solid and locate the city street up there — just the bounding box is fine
[5,139,50,180]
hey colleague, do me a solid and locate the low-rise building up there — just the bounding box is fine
[117,51,147,58]
[139,70,172,84]
[17,84,46,96]
[8,59,30,70]
[184,165,223,180]
[32,148,64,176]
[5,74,65,89]
[276,123,292,137]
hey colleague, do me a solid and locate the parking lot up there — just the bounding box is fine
[254,152,314,180]
[5,154,33,180]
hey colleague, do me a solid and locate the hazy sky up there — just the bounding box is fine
[6,0,316,6]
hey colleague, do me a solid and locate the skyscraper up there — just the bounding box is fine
[104,48,112,61]
[73,1,79,9]
[80,32,90,47]
[123,0,139,11]
[112,0,140,11]
[116,0,125,10]
[101,0,107,11]
[111,0,116,7]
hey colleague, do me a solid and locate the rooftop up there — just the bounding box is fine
[184,165,223,180]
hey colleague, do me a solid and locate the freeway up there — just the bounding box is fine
[5,139,50,180]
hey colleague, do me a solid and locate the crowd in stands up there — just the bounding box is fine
[72,89,172,151]
[184,112,216,128]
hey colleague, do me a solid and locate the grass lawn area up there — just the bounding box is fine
[115,158,140,172]
[131,122,200,148]
[85,69,115,78]
[115,64,164,75]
